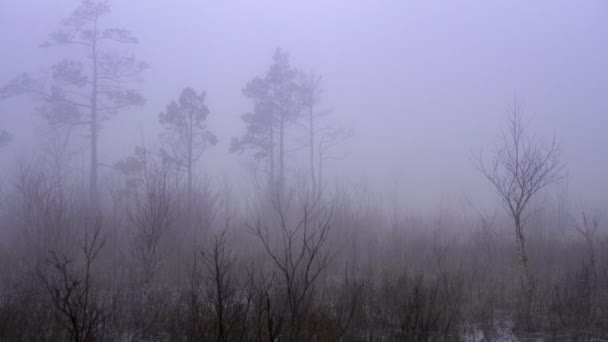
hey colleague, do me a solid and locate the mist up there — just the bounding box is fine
[2,0,606,209]
[0,1,607,341]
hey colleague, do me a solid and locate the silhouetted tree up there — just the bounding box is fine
[299,71,351,199]
[476,100,563,328]
[570,208,599,290]
[232,48,302,196]
[299,72,323,198]
[0,0,147,208]
[159,87,217,208]
[38,217,107,342]
[252,197,336,340]
[117,147,175,285]
[200,230,242,342]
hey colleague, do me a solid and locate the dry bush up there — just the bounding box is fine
[37,218,108,342]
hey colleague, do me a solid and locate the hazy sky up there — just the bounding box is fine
[1,0,607,211]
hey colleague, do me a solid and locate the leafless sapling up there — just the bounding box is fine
[38,217,107,342]
[475,100,563,324]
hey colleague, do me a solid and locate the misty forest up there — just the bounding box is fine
[0,1,607,341]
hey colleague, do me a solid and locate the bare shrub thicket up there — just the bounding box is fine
[0,152,606,342]
[126,161,175,285]
[250,194,357,341]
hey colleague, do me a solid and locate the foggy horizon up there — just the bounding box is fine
[2,0,606,212]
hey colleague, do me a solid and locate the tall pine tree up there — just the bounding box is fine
[1,0,147,208]
[231,48,302,196]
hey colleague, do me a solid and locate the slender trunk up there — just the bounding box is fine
[317,147,323,197]
[279,113,285,197]
[266,296,274,342]
[515,218,534,328]
[585,236,598,291]
[89,21,99,210]
[269,125,275,196]
[187,160,192,211]
[216,259,225,342]
[187,119,193,211]
[309,105,316,199]
[515,220,531,294]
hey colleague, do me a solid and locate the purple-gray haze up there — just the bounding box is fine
[1,0,606,212]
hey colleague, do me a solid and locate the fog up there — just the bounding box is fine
[2,0,606,210]
[1,1,607,340]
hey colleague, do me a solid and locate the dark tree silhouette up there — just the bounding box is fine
[570,209,600,290]
[37,218,108,342]
[231,48,302,196]
[299,71,351,199]
[0,0,147,208]
[299,72,323,198]
[476,100,563,328]
[159,87,217,208]
[252,198,336,340]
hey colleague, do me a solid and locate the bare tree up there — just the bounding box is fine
[570,208,600,289]
[199,230,244,342]
[298,71,351,200]
[123,149,175,285]
[11,151,78,263]
[475,100,563,322]
[38,217,107,342]
[251,196,335,340]
[299,72,324,199]
[246,269,283,342]
[1,0,147,208]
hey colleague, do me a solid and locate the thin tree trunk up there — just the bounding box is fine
[309,106,316,199]
[516,231,531,292]
[187,119,193,211]
[279,113,285,197]
[89,20,99,210]
[587,237,598,291]
[216,261,226,342]
[317,150,323,197]
[515,219,534,326]
[187,160,192,210]
[269,125,275,196]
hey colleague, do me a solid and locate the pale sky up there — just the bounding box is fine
[1,0,607,212]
